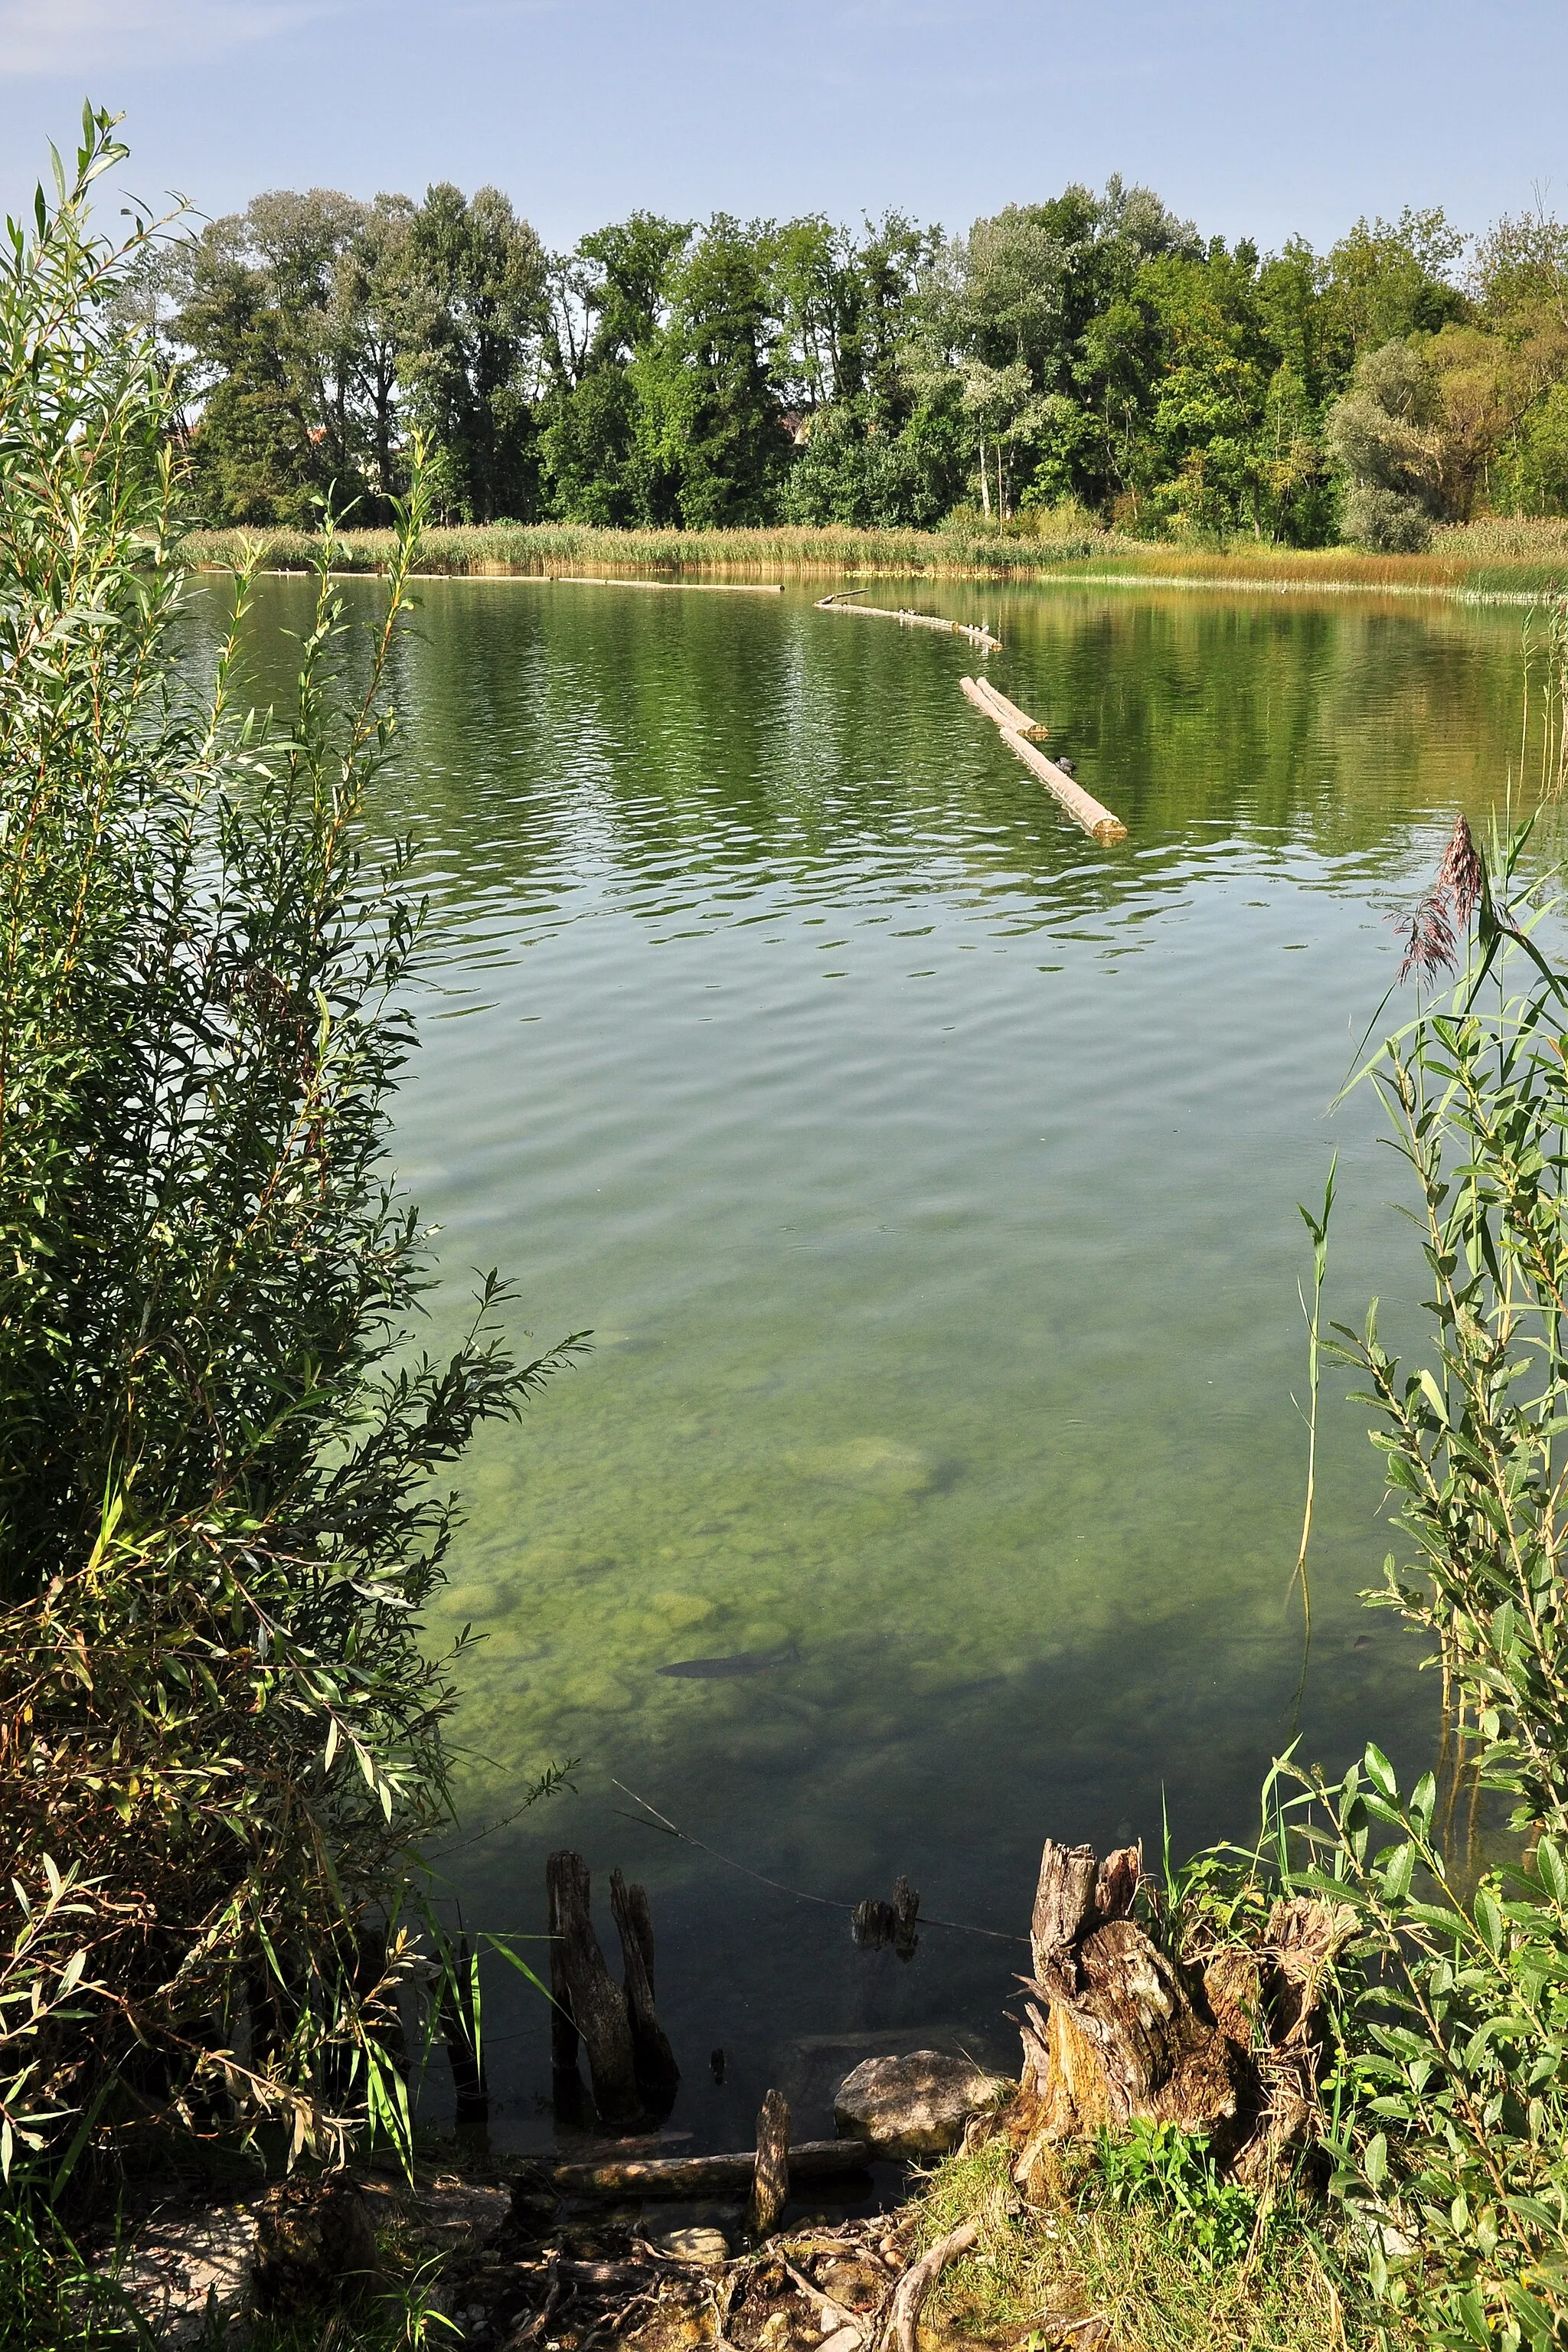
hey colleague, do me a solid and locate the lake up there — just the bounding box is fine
[196,570,1538,2152]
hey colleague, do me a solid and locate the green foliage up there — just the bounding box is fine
[1276,798,1568,2343]
[1097,2122,1261,2269]
[906,2132,1362,2352]
[0,2197,145,2348]
[0,113,574,2181]
[162,164,1568,547]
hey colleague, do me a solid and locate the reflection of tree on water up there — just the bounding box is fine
[183,570,1537,2151]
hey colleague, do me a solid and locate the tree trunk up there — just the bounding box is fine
[1011,1841,1356,2197]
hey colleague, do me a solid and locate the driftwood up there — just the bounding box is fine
[818,593,1001,652]
[541,576,784,593]
[610,1868,679,2108]
[547,1851,641,2125]
[747,2089,791,2241]
[887,2221,978,2352]
[515,2138,873,2200]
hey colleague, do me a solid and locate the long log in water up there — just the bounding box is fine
[816,593,1001,652]
[967,674,1048,740]
[959,678,1126,843]
[1001,729,1128,844]
[521,2138,874,2198]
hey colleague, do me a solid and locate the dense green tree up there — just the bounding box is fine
[161,169,1568,541]
[399,182,547,520]
[629,214,787,526]
[172,195,369,524]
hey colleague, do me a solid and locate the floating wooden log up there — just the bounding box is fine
[609,1867,679,2108]
[547,1851,642,2125]
[959,678,1126,843]
[746,2089,791,2240]
[967,675,1048,741]
[817,593,1001,652]
[1001,729,1127,844]
[516,2137,874,2200]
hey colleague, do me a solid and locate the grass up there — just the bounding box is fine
[0,2187,458,2352]
[178,514,1568,599]
[901,2133,1394,2352]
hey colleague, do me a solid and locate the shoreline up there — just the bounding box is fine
[178,519,1568,606]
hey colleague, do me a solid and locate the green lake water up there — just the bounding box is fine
[198,571,1542,2151]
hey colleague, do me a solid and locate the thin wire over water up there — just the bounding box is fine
[612,1782,1028,1945]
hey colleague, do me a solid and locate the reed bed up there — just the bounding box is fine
[179,515,1568,598]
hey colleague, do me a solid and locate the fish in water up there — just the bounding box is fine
[658,1643,799,1681]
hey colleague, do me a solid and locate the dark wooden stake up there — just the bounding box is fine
[546,1851,580,2076]
[547,1851,641,2125]
[892,1874,920,1962]
[610,1868,679,2106]
[746,2088,791,2242]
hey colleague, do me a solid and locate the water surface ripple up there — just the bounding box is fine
[198,574,1537,2147]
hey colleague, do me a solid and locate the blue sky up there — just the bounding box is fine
[0,0,1562,260]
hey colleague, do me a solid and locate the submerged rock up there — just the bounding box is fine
[785,1438,939,1496]
[833,2050,1009,2159]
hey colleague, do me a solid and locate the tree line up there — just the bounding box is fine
[132,178,1568,549]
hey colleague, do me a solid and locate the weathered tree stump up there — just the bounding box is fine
[1011,1838,1356,2196]
[851,1874,920,1958]
[610,1867,679,2109]
[547,1851,641,2125]
[252,2178,383,2318]
[746,2087,791,2241]
[1016,1839,1253,2160]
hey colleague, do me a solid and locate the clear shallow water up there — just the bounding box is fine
[197,573,1539,2150]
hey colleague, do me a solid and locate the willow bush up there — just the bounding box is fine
[0,113,573,2185]
[1273,807,1568,2349]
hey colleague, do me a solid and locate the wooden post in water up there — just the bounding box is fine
[746,2089,791,2241]
[609,1867,679,2109]
[547,1851,642,2124]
